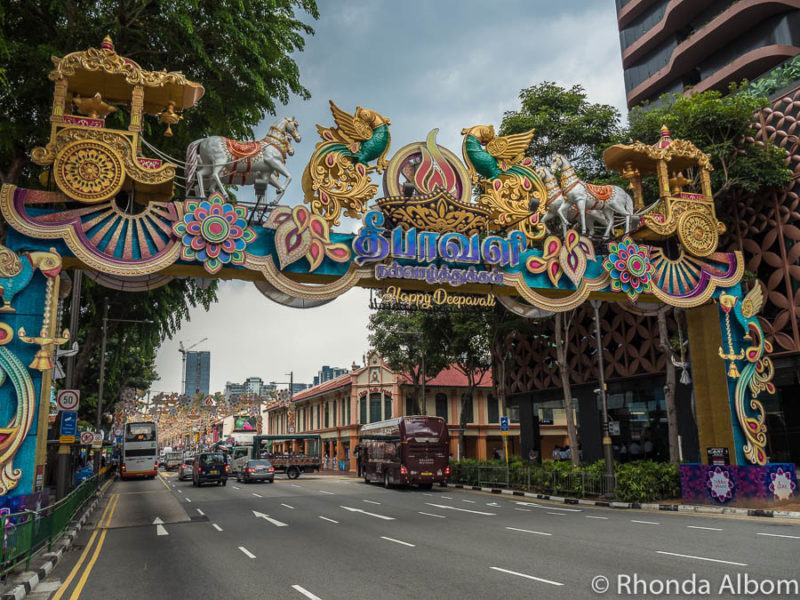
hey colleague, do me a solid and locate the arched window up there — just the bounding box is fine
[384,395,392,420]
[369,393,382,423]
[360,397,367,424]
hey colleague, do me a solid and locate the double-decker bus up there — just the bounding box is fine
[359,416,450,489]
[121,421,158,479]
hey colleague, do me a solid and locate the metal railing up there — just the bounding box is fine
[450,464,616,499]
[1,467,111,578]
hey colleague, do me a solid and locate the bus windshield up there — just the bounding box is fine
[125,423,156,442]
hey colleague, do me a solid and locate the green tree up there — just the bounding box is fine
[499,81,623,179]
[0,0,319,186]
[367,310,450,416]
[627,88,792,201]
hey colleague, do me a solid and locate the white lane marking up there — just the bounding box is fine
[340,506,395,520]
[319,490,334,495]
[586,516,608,519]
[418,511,446,518]
[656,551,747,566]
[363,499,381,505]
[757,532,800,539]
[688,525,723,531]
[281,503,294,509]
[490,567,564,587]
[185,498,192,503]
[253,510,288,527]
[514,508,531,512]
[291,584,322,600]
[156,524,168,536]
[422,493,432,496]
[252,493,263,498]
[239,546,256,559]
[462,499,476,503]
[291,484,301,488]
[381,536,415,547]
[153,517,164,524]
[232,486,241,490]
[212,523,223,532]
[425,503,495,516]
[441,496,453,499]
[515,501,582,512]
[506,527,552,536]
[546,512,565,516]
[486,502,500,507]
[196,509,204,516]
[319,516,339,524]
[631,520,660,525]
[176,489,182,493]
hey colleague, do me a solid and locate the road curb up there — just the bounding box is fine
[446,483,800,520]
[1,481,111,600]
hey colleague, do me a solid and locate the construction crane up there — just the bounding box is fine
[179,338,207,394]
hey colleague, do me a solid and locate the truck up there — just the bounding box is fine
[164,450,183,471]
[231,434,322,479]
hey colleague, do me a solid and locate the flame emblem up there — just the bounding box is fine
[413,129,459,196]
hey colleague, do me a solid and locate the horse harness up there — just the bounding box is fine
[559,164,613,212]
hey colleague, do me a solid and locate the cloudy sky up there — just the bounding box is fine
[153,0,626,394]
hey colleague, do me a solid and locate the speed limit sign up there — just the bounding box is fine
[56,389,80,411]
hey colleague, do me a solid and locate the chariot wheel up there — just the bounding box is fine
[677,210,718,258]
[53,140,125,203]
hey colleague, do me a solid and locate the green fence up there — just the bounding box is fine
[1,470,109,578]
[450,464,616,498]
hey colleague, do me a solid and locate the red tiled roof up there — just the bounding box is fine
[291,371,353,402]
[401,366,492,388]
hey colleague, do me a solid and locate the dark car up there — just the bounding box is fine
[192,452,229,486]
[236,459,275,484]
[178,454,195,481]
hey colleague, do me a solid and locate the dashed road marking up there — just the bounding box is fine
[363,500,380,505]
[418,511,446,518]
[656,551,747,566]
[425,503,495,516]
[490,567,563,586]
[631,520,659,525]
[185,498,192,503]
[381,536,415,547]
[196,509,204,516]
[319,490,335,495]
[319,516,339,524]
[586,516,608,520]
[253,493,263,498]
[292,584,323,600]
[687,525,722,531]
[239,546,256,559]
[212,523,223,532]
[506,527,552,536]
[281,503,294,509]
[757,532,800,539]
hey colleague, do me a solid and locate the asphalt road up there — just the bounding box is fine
[40,472,800,600]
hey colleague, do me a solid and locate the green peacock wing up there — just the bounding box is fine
[464,135,500,179]
[355,124,390,165]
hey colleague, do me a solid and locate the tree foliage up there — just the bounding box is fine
[500,81,623,180]
[367,310,451,415]
[628,88,792,201]
[0,0,319,185]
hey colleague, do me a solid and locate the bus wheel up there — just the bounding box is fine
[384,472,391,489]
[287,466,300,480]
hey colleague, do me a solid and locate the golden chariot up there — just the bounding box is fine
[604,126,726,258]
[31,36,204,204]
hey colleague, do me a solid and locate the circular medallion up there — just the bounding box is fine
[677,211,718,257]
[54,140,125,203]
[626,254,647,278]
[201,215,230,243]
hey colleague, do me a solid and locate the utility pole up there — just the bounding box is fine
[94,297,109,471]
[591,300,615,495]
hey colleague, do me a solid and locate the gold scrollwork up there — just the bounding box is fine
[677,210,718,258]
[302,150,378,227]
[477,173,547,243]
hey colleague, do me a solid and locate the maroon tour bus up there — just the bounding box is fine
[358,416,450,489]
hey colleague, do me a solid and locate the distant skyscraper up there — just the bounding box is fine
[184,351,210,396]
[313,365,348,387]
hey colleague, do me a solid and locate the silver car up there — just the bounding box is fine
[236,459,274,483]
[178,455,195,481]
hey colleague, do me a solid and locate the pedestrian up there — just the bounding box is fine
[493,448,501,460]
[552,445,561,461]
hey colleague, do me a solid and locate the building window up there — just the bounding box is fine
[487,394,499,423]
[332,400,337,427]
[369,393,382,423]
[435,393,448,421]
[324,403,329,428]
[460,394,473,424]
[405,397,415,416]
[384,396,392,420]
[316,404,321,430]
[346,400,351,425]
[360,397,367,424]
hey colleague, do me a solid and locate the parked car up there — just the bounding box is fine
[178,455,195,481]
[236,459,275,483]
[192,452,229,486]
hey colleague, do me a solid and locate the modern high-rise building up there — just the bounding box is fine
[224,377,277,398]
[312,365,349,387]
[615,1,800,108]
[184,351,210,396]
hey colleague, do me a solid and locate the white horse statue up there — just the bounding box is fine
[185,117,301,216]
[549,153,635,237]
[533,165,608,235]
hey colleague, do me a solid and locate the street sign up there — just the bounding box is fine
[56,389,80,411]
[60,411,77,436]
[92,432,103,448]
[80,431,94,445]
[608,421,621,436]
[500,416,509,432]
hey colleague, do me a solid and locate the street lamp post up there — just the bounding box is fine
[590,300,616,495]
[93,299,153,471]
